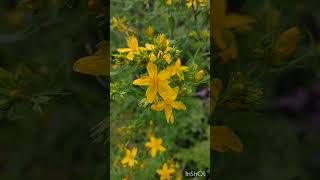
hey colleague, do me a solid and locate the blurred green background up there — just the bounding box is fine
[212,0,320,179]
[0,0,107,179]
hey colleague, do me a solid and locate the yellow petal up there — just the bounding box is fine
[139,47,147,51]
[131,147,138,156]
[121,157,129,164]
[158,82,177,100]
[158,67,172,80]
[180,66,189,72]
[159,146,166,152]
[175,58,181,68]
[171,101,186,110]
[73,56,109,76]
[165,46,171,52]
[146,25,154,37]
[157,138,162,144]
[211,126,244,152]
[168,168,175,174]
[150,136,156,142]
[146,86,157,103]
[156,169,163,175]
[117,48,131,53]
[224,14,255,30]
[127,36,139,51]
[151,148,157,157]
[169,114,175,124]
[145,43,155,50]
[164,106,173,123]
[195,70,205,81]
[164,54,171,64]
[147,62,158,78]
[186,1,192,8]
[150,53,157,62]
[145,142,152,147]
[133,76,150,86]
[127,52,134,61]
[128,159,135,167]
[151,101,166,111]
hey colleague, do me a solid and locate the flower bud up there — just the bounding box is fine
[195,70,205,81]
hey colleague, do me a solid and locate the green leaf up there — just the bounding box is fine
[168,16,175,37]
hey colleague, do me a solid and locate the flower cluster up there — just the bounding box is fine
[118,133,183,179]
[112,29,208,179]
[116,34,196,124]
[111,2,209,176]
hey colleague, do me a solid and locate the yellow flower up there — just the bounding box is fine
[145,136,166,157]
[146,25,154,38]
[195,69,205,81]
[145,43,155,50]
[156,34,172,64]
[122,177,128,180]
[151,91,186,123]
[166,0,173,5]
[149,52,157,62]
[144,43,158,62]
[171,58,188,80]
[212,0,254,62]
[133,62,175,103]
[121,147,138,167]
[117,36,145,61]
[157,163,175,180]
[156,34,170,48]
[186,0,207,8]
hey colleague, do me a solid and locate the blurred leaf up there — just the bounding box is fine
[272,26,300,65]
[73,41,109,76]
[211,78,223,114]
[176,139,210,169]
[211,126,243,152]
